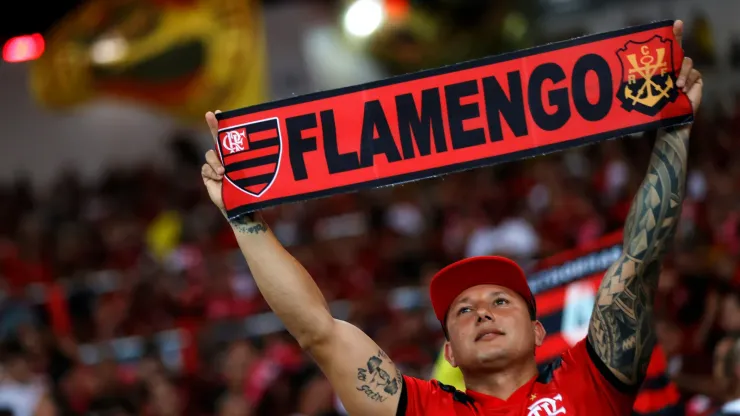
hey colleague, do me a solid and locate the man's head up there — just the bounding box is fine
[430,257,546,374]
[714,334,740,386]
[0,338,33,383]
[720,289,740,333]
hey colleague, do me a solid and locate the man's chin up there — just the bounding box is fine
[473,349,511,369]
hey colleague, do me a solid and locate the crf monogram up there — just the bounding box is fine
[223,130,246,153]
[624,45,673,108]
[527,394,566,416]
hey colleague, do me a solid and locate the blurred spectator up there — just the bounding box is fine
[0,338,56,416]
[709,335,740,415]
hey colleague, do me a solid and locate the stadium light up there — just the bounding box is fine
[3,33,45,63]
[90,34,129,65]
[343,0,385,38]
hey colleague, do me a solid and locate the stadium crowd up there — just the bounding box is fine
[0,91,739,415]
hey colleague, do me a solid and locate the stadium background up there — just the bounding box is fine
[0,0,739,415]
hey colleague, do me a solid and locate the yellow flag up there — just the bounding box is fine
[146,210,182,260]
[431,348,466,391]
[30,0,267,122]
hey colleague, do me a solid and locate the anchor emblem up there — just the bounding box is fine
[616,35,680,116]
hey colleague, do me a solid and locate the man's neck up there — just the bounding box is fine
[462,360,539,400]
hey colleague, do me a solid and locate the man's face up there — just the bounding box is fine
[221,341,255,389]
[720,293,740,332]
[443,284,544,372]
[713,337,735,381]
[5,356,32,383]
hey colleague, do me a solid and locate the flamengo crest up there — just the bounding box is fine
[218,118,282,198]
[616,35,680,116]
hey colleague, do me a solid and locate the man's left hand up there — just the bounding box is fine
[674,20,703,113]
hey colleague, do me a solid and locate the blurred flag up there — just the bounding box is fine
[146,209,182,260]
[30,0,267,122]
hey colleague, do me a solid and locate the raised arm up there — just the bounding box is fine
[201,112,401,416]
[587,20,703,388]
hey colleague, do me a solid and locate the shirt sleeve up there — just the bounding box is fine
[557,338,639,415]
[397,375,433,416]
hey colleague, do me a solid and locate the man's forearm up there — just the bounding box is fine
[588,126,690,385]
[227,213,333,347]
[623,126,690,273]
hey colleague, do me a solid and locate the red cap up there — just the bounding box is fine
[429,256,536,325]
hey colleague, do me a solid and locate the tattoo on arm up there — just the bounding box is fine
[588,127,689,386]
[229,213,268,235]
[356,350,402,403]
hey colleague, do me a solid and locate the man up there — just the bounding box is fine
[711,335,740,415]
[433,320,684,416]
[0,339,56,416]
[720,288,740,335]
[200,20,702,415]
[673,286,740,405]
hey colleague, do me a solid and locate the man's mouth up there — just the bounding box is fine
[475,329,504,341]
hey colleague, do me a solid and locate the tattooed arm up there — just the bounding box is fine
[586,36,702,387]
[586,126,689,387]
[223,215,404,416]
[200,112,403,415]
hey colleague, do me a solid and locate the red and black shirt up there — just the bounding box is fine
[397,339,638,415]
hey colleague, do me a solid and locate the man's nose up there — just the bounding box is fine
[475,308,494,323]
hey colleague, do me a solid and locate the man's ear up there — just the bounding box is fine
[444,341,457,368]
[533,320,547,347]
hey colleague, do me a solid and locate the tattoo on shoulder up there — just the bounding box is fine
[356,350,401,403]
[588,127,689,386]
[229,213,268,235]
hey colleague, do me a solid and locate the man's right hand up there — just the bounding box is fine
[201,110,226,213]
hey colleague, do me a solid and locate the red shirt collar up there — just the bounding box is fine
[464,374,539,409]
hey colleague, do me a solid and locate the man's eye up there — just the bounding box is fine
[458,307,472,315]
[494,298,509,306]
